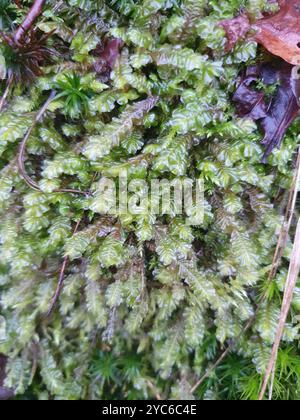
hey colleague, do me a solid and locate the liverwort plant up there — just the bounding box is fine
[0,0,300,401]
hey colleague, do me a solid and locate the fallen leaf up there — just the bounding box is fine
[219,14,250,52]
[233,65,269,119]
[253,0,300,65]
[233,60,300,159]
[220,0,300,65]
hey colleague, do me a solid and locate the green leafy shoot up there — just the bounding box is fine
[55,72,91,119]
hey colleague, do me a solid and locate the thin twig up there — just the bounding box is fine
[18,90,56,190]
[268,365,276,401]
[190,148,300,396]
[190,348,230,394]
[45,172,99,317]
[259,217,300,400]
[0,73,14,113]
[267,148,300,281]
[46,219,81,317]
[14,0,46,44]
[18,91,90,196]
[146,380,162,400]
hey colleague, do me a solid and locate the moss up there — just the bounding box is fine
[0,0,299,400]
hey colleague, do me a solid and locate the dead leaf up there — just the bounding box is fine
[219,14,250,52]
[233,65,268,119]
[233,60,300,159]
[220,0,300,65]
[253,0,300,65]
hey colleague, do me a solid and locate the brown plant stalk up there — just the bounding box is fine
[190,147,300,396]
[18,90,90,196]
[46,172,99,317]
[14,0,46,44]
[259,217,300,400]
[46,219,81,317]
[267,148,300,282]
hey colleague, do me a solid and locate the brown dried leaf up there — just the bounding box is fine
[232,65,268,119]
[219,14,250,52]
[253,0,300,65]
[220,0,300,65]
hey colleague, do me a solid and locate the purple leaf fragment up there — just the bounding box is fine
[233,60,300,160]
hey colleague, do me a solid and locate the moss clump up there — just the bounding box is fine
[0,0,300,400]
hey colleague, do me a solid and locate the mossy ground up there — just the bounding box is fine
[0,0,300,400]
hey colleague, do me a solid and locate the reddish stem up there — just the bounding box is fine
[14,0,46,44]
[46,219,81,317]
[18,91,90,196]
[14,0,23,8]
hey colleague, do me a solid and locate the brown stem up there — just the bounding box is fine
[46,173,98,317]
[259,218,300,400]
[14,0,46,44]
[190,347,230,394]
[267,149,300,281]
[18,91,90,196]
[146,380,162,400]
[0,74,14,113]
[18,90,56,191]
[190,148,300,397]
[46,219,81,317]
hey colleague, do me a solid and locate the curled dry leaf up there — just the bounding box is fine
[220,0,300,65]
[233,60,300,159]
[253,0,300,65]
